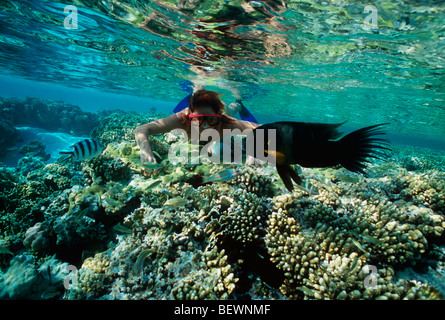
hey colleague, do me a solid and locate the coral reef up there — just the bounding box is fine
[64,141,444,300]
[1,109,444,300]
[0,97,99,137]
[16,140,50,175]
[0,254,68,299]
[0,118,21,151]
[91,111,170,157]
[0,97,105,166]
[23,223,50,252]
[265,190,444,299]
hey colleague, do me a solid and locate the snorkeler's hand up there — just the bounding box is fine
[140,150,158,177]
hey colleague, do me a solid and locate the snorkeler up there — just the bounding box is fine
[134,89,260,175]
[136,89,390,191]
[174,92,258,124]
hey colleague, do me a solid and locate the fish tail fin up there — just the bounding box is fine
[337,123,391,174]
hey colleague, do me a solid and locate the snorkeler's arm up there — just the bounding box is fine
[135,111,187,163]
[223,118,260,132]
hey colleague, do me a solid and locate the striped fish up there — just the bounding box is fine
[60,138,104,162]
[202,168,241,183]
[163,196,188,208]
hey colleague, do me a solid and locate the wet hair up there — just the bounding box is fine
[190,90,224,113]
[179,89,236,126]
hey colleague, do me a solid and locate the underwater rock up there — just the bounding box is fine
[0,97,99,136]
[0,118,21,151]
[19,140,50,160]
[0,254,68,299]
[14,139,51,176]
[23,222,50,252]
[82,154,132,185]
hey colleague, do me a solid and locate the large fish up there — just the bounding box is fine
[60,138,104,162]
[251,122,390,192]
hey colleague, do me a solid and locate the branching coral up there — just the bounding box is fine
[171,246,238,300]
[70,199,240,300]
[210,188,269,245]
[397,171,445,213]
[229,166,275,197]
[264,175,445,300]
[68,253,111,299]
[2,103,444,301]
[82,154,132,185]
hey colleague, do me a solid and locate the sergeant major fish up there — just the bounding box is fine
[60,138,104,162]
[251,122,390,192]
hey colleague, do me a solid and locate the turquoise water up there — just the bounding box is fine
[1,0,444,147]
[1,0,445,302]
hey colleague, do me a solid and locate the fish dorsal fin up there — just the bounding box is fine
[272,121,346,142]
[306,122,346,141]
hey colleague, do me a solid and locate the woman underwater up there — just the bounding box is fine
[135,89,389,191]
[134,89,260,174]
